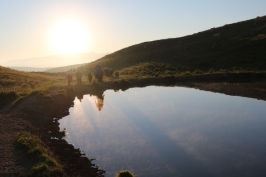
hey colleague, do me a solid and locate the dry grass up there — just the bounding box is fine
[0,66,65,93]
[0,66,66,107]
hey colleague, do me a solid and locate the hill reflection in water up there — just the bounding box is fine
[59,86,266,177]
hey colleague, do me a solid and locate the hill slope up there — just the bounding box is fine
[44,63,85,73]
[0,66,62,94]
[84,15,266,76]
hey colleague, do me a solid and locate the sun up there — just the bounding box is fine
[49,19,90,55]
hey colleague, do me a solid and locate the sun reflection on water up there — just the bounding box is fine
[59,86,266,177]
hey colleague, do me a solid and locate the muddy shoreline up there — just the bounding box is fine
[1,73,266,176]
[17,91,106,177]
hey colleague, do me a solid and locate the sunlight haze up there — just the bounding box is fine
[49,19,90,55]
[0,0,266,67]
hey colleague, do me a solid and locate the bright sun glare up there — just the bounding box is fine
[50,19,90,55]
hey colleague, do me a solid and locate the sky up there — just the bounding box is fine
[0,0,266,67]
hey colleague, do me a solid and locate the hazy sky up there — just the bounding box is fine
[0,0,266,66]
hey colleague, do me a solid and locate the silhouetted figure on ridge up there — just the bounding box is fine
[88,71,92,84]
[66,72,72,85]
[76,70,82,84]
[94,64,103,83]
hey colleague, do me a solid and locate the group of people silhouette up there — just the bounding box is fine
[66,64,114,85]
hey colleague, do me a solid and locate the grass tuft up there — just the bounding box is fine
[16,131,65,177]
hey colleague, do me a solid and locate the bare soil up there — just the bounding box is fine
[0,103,35,176]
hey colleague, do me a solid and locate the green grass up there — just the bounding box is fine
[16,131,65,177]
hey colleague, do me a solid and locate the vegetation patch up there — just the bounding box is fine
[0,90,19,108]
[0,66,65,96]
[115,170,136,177]
[16,131,65,177]
[0,90,18,100]
[82,15,266,79]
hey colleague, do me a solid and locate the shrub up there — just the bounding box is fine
[115,170,135,177]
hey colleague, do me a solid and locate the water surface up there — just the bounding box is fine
[59,86,266,177]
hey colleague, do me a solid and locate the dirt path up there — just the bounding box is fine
[0,106,35,176]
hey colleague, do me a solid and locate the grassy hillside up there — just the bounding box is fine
[0,66,65,92]
[0,66,66,107]
[84,15,266,78]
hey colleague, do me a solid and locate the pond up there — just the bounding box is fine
[59,86,266,177]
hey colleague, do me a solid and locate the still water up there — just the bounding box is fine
[59,86,266,177]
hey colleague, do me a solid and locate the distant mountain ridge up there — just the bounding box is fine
[8,66,52,72]
[44,63,85,73]
[3,52,109,68]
